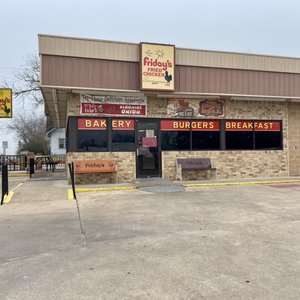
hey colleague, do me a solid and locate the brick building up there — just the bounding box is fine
[39,34,300,183]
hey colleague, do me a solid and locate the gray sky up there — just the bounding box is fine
[1,0,300,154]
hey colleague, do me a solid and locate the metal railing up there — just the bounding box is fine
[0,154,66,171]
[0,155,27,171]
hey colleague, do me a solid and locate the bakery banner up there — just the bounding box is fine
[140,43,175,91]
[167,99,225,118]
[80,95,147,116]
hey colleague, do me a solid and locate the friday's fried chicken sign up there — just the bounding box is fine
[140,43,175,91]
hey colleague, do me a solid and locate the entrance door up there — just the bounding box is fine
[136,119,160,178]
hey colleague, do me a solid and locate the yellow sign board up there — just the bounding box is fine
[140,43,175,91]
[0,89,12,118]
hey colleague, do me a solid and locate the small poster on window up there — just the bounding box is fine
[142,137,157,148]
[146,130,154,137]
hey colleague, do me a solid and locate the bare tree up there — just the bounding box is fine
[6,114,49,154]
[1,54,43,107]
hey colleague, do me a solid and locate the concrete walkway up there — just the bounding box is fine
[1,171,300,299]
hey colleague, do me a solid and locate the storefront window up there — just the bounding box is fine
[112,131,135,151]
[225,121,282,150]
[255,132,282,149]
[77,118,108,152]
[77,131,107,151]
[161,131,190,150]
[160,120,190,151]
[254,121,282,150]
[192,131,220,150]
[226,131,254,150]
[112,119,135,151]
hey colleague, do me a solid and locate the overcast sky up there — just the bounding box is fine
[1,0,300,154]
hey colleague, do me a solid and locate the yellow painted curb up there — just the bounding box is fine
[2,183,24,204]
[3,191,14,204]
[183,179,300,188]
[8,173,28,177]
[68,185,136,200]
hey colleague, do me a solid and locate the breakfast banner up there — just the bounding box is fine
[140,43,175,91]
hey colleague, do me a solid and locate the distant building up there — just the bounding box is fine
[47,128,66,155]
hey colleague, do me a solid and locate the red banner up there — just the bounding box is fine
[81,103,146,116]
[112,119,134,130]
[225,121,281,131]
[78,118,107,130]
[160,120,220,131]
[254,121,281,131]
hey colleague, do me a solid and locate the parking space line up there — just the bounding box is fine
[3,183,24,204]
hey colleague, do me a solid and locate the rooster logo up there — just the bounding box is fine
[164,71,172,85]
[3,105,11,115]
[1,104,11,116]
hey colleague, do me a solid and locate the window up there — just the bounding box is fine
[161,131,190,150]
[225,120,282,150]
[112,131,135,151]
[191,120,220,150]
[58,138,65,149]
[161,119,220,151]
[192,131,220,150]
[254,121,282,150]
[225,121,254,150]
[77,130,107,151]
[161,120,190,151]
[77,118,108,152]
[112,119,135,151]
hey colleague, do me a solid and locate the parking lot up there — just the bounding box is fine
[1,174,300,299]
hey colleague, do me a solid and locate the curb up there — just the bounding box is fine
[68,185,136,200]
[67,179,300,200]
[183,179,300,187]
[8,173,28,177]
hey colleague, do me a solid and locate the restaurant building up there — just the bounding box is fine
[39,34,300,183]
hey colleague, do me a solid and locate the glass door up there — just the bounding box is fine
[136,119,160,178]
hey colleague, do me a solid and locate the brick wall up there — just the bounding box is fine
[163,150,288,180]
[67,94,80,116]
[161,99,289,180]
[66,95,295,182]
[288,102,300,175]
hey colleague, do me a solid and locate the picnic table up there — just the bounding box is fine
[34,155,60,172]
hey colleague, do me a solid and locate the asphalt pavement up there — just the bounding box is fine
[0,170,300,299]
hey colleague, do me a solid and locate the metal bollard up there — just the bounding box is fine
[1,165,8,205]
